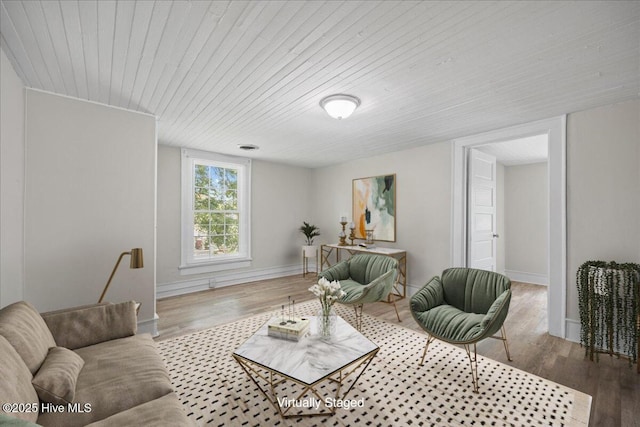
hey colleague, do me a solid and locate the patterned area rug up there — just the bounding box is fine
[156,300,591,426]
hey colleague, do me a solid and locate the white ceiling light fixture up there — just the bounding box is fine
[320,94,361,119]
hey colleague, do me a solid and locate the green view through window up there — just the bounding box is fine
[181,149,251,273]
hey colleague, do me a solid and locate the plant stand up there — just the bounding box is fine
[577,261,640,372]
[302,246,318,277]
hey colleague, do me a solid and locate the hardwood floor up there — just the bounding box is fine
[156,276,640,427]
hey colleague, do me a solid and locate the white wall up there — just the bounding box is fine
[311,142,452,292]
[0,48,25,308]
[156,145,313,297]
[504,162,548,282]
[566,99,640,322]
[23,90,157,327]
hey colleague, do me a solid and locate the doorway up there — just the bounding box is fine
[470,135,549,285]
[451,116,567,338]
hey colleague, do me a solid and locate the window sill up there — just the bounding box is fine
[179,258,252,275]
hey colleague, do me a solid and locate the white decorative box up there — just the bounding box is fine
[267,317,310,341]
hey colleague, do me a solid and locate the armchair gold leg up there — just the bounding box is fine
[488,325,513,362]
[392,300,401,323]
[501,326,512,361]
[419,335,435,366]
[463,343,480,393]
[353,304,364,331]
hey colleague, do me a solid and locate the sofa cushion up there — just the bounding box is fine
[42,301,137,350]
[0,336,39,423]
[32,346,85,405]
[0,301,57,375]
[85,392,192,427]
[37,334,174,427]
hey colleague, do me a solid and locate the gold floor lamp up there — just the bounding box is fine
[98,248,144,313]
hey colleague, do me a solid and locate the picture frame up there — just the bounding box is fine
[352,174,396,242]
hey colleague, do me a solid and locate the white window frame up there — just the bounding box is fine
[180,148,252,275]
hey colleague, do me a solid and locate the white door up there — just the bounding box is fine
[467,149,498,271]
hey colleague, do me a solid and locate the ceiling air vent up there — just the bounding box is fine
[238,144,259,151]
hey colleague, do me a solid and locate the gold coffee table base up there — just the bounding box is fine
[233,348,378,418]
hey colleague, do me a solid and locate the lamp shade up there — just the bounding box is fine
[129,248,144,269]
[320,94,360,119]
[98,247,145,303]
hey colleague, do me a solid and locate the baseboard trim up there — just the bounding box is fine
[504,270,548,286]
[138,313,159,337]
[565,318,581,343]
[157,277,211,299]
[157,264,302,299]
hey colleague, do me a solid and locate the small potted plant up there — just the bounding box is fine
[299,221,320,258]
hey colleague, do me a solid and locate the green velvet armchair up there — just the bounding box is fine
[319,254,399,330]
[410,268,512,392]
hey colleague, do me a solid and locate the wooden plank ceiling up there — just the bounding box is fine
[1,0,638,168]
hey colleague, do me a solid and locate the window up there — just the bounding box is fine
[181,149,251,274]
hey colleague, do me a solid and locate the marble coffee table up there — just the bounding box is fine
[232,315,379,418]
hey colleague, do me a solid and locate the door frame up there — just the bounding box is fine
[451,116,567,338]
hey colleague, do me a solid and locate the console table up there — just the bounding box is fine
[320,244,407,301]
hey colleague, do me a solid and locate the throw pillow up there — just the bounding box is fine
[32,347,84,405]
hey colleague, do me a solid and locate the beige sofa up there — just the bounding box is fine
[0,301,192,427]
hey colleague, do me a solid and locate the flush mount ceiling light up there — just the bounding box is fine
[237,144,259,151]
[319,94,361,119]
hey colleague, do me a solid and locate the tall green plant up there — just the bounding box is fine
[577,260,640,367]
[299,221,320,245]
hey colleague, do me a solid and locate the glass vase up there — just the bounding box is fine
[316,306,337,338]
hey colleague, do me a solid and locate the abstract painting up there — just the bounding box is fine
[352,174,396,242]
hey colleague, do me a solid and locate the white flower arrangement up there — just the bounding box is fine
[309,277,345,314]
